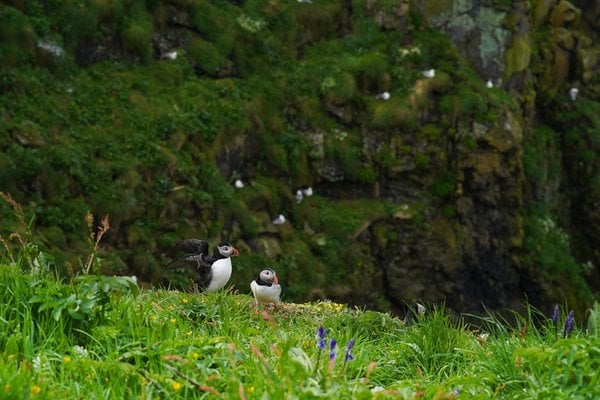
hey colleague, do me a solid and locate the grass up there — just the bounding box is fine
[0,207,597,398]
[0,0,597,338]
[0,265,598,399]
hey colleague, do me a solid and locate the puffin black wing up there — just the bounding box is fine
[176,239,209,255]
[165,239,210,269]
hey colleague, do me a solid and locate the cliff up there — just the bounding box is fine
[0,0,598,317]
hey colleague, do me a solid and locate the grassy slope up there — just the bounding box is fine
[0,265,598,399]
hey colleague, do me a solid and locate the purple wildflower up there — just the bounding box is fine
[344,339,355,363]
[453,386,460,396]
[327,339,337,372]
[552,305,559,327]
[314,326,327,374]
[316,326,326,349]
[562,310,575,338]
[329,339,337,360]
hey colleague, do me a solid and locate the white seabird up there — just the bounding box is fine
[250,268,282,307]
[421,69,435,78]
[272,214,287,225]
[376,91,390,100]
[569,87,579,101]
[302,187,313,196]
[295,190,303,204]
[161,51,178,60]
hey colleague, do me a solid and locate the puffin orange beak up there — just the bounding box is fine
[273,274,278,284]
[232,247,239,257]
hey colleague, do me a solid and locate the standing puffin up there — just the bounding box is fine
[250,268,282,307]
[166,239,239,292]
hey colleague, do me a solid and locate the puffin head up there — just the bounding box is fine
[259,268,278,285]
[217,242,240,258]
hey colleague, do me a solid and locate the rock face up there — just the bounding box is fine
[414,0,513,81]
[2,0,598,318]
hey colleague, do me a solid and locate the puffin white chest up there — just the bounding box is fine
[206,258,232,292]
[251,281,282,304]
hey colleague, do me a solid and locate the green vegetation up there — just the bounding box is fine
[0,0,597,316]
[0,263,598,399]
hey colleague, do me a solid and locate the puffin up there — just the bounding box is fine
[166,239,239,292]
[250,268,282,307]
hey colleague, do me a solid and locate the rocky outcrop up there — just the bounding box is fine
[2,0,598,319]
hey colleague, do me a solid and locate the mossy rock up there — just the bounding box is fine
[504,35,531,77]
[420,0,455,19]
[549,0,581,28]
[533,0,555,29]
[370,98,417,128]
[120,18,152,62]
[230,199,258,237]
[12,121,45,147]
[248,236,283,259]
[293,1,344,45]
[188,38,225,75]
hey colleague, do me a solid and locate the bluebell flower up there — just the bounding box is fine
[327,339,337,371]
[317,326,326,339]
[316,326,326,349]
[562,310,575,338]
[314,326,327,374]
[344,339,355,363]
[552,304,559,327]
[329,339,337,361]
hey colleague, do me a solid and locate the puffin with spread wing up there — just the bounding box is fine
[166,239,239,292]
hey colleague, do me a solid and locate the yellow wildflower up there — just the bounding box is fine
[182,298,189,304]
[172,381,183,391]
[63,355,72,363]
[170,318,177,324]
[191,352,199,360]
[31,385,41,395]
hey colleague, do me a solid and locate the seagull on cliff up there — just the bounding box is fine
[165,239,239,292]
[486,79,493,88]
[250,268,282,307]
[295,189,304,204]
[302,186,313,197]
[569,87,578,101]
[161,50,178,60]
[421,69,435,78]
[234,179,244,189]
[272,214,287,225]
[376,91,391,100]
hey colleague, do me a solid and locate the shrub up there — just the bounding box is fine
[430,172,457,198]
[120,17,152,62]
[352,52,389,92]
[0,7,37,67]
[188,38,224,75]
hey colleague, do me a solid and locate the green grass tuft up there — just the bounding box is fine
[1,269,597,398]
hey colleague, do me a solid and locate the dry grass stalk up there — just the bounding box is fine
[83,212,111,274]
